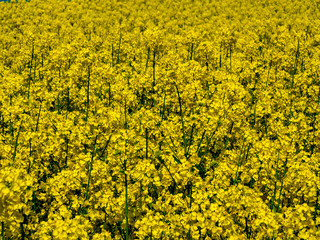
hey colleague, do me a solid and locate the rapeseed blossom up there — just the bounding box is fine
[0,0,320,239]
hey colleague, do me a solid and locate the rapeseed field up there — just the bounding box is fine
[0,0,320,239]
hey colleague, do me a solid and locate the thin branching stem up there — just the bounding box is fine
[35,101,42,132]
[146,128,148,159]
[86,65,91,122]
[27,43,34,100]
[174,83,188,159]
[1,222,4,240]
[145,47,150,73]
[234,137,246,185]
[12,120,23,163]
[271,150,280,212]
[85,134,98,201]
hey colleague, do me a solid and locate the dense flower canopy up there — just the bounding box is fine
[0,0,320,239]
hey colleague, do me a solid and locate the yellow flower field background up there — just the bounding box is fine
[0,0,320,239]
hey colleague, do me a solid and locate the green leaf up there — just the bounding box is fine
[173,155,182,164]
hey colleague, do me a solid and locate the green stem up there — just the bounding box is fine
[67,87,70,112]
[158,127,181,165]
[276,178,284,213]
[122,127,129,240]
[1,115,4,135]
[10,120,13,137]
[85,135,98,201]
[20,213,25,240]
[27,74,32,100]
[124,99,128,129]
[111,44,114,67]
[64,136,69,169]
[117,33,122,65]
[159,90,166,125]
[219,42,222,68]
[35,101,42,132]
[98,133,112,161]
[108,82,111,106]
[190,43,193,60]
[271,150,280,212]
[314,188,319,222]
[196,129,206,155]
[86,65,91,122]
[146,128,148,159]
[290,40,299,118]
[145,47,150,73]
[251,100,257,128]
[318,85,320,105]
[174,83,187,159]
[276,156,287,213]
[27,138,32,174]
[125,169,129,240]
[229,44,232,74]
[13,120,23,163]
[246,143,252,161]
[57,94,61,114]
[152,49,156,89]
[234,138,246,185]
[27,43,34,100]
[33,54,37,82]
[161,158,180,193]
[199,117,221,165]
[1,222,4,240]
[265,60,272,90]
[291,40,300,90]
[186,123,195,159]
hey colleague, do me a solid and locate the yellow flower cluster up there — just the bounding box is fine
[0,0,320,239]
